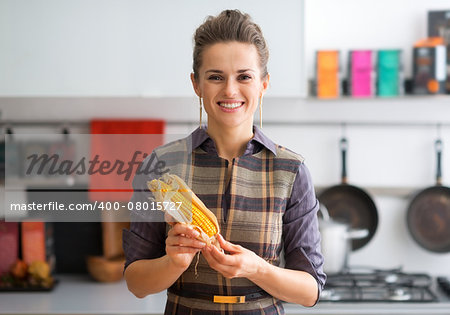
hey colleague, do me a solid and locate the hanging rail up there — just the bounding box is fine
[1,120,450,128]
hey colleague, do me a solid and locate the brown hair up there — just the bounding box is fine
[192,9,269,81]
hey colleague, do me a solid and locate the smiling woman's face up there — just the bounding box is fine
[191,41,269,131]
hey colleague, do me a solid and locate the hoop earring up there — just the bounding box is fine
[199,97,203,129]
[259,95,263,129]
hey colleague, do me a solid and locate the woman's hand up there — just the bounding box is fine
[124,218,206,298]
[166,222,206,271]
[201,234,264,279]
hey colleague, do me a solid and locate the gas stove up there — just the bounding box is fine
[320,267,442,303]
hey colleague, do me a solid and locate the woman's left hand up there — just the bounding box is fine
[202,234,319,306]
[201,234,264,279]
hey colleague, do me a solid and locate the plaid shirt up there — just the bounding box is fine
[123,126,325,314]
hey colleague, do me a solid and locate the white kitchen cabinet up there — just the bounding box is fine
[0,0,305,97]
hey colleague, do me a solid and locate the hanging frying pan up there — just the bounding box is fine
[318,137,378,251]
[407,139,450,253]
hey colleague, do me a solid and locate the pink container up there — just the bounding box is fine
[351,50,373,97]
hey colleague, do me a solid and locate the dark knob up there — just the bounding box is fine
[437,277,450,296]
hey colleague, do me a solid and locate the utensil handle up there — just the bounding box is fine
[340,137,348,184]
[436,139,443,186]
[346,229,369,240]
[319,203,331,221]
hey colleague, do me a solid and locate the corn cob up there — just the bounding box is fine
[155,180,218,237]
[148,174,220,247]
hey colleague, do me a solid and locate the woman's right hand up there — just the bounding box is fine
[165,222,206,270]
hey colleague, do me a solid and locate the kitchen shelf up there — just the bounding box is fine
[1,95,450,127]
[305,94,450,102]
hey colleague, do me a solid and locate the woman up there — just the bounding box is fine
[123,9,325,314]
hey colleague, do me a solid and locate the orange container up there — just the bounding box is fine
[316,50,340,98]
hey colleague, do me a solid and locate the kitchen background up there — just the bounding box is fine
[1,0,450,311]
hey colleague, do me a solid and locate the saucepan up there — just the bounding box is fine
[318,137,378,251]
[318,204,368,274]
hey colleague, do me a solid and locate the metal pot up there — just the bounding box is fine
[319,204,368,274]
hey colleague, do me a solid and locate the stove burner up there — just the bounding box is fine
[384,273,399,284]
[320,267,437,303]
[388,288,412,301]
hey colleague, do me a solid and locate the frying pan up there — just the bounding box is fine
[318,137,379,251]
[407,139,450,253]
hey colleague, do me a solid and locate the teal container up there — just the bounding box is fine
[377,50,402,97]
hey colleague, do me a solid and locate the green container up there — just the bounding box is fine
[377,50,402,96]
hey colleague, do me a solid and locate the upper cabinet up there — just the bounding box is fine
[0,0,305,97]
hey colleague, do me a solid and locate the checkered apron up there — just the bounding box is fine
[155,138,304,315]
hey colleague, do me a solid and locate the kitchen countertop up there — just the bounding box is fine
[1,275,449,315]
